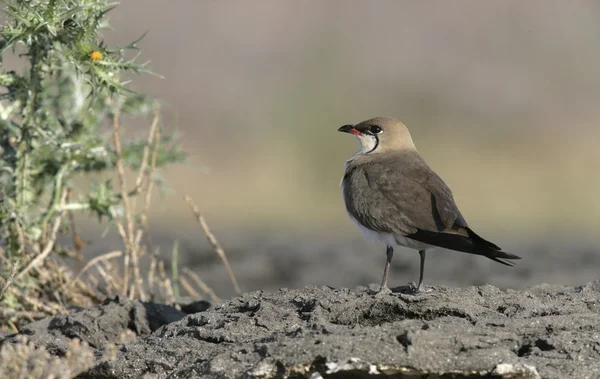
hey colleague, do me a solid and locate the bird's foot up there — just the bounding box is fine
[374,286,392,297]
[404,281,432,295]
[407,281,419,294]
[417,286,433,294]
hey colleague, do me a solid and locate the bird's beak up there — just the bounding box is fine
[338,124,361,135]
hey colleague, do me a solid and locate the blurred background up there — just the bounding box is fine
[81,1,599,297]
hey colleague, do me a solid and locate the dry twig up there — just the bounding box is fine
[67,251,123,288]
[182,267,221,303]
[158,260,176,304]
[112,111,152,301]
[109,206,131,290]
[0,261,19,301]
[17,189,68,280]
[134,108,160,203]
[66,188,86,271]
[147,253,157,298]
[95,263,117,297]
[112,112,138,297]
[141,124,161,299]
[178,275,200,298]
[184,195,241,295]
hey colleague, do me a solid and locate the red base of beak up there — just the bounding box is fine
[338,124,362,135]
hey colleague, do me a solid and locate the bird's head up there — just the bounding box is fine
[338,117,416,155]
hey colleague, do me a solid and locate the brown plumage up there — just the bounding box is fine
[339,117,521,292]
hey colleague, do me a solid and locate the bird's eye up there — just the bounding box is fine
[369,125,382,134]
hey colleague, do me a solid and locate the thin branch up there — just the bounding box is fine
[0,261,19,301]
[171,239,180,298]
[134,107,160,196]
[2,221,25,298]
[147,251,158,299]
[66,188,86,272]
[14,220,25,257]
[16,189,68,280]
[67,250,123,288]
[112,111,137,296]
[105,259,124,293]
[10,287,61,314]
[130,109,158,216]
[95,263,116,297]
[131,229,146,300]
[109,206,130,294]
[140,120,161,300]
[182,267,221,303]
[141,122,160,254]
[158,260,175,304]
[179,275,200,298]
[184,195,241,295]
[0,308,44,321]
[88,274,99,288]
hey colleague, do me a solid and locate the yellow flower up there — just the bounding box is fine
[89,50,103,62]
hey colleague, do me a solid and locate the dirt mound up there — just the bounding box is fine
[2,282,600,378]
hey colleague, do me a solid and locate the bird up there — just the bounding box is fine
[338,117,521,293]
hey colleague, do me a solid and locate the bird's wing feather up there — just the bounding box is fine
[343,152,467,237]
[377,153,468,233]
[343,165,416,235]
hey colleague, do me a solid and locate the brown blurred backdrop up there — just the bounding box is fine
[80,1,599,294]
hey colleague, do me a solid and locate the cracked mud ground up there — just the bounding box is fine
[2,281,600,378]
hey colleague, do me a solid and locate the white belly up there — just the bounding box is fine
[347,213,433,250]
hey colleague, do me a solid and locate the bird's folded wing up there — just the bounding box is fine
[343,157,467,237]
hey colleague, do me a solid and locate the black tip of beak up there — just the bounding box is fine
[338,124,354,133]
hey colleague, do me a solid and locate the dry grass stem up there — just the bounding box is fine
[0,309,43,321]
[13,219,26,256]
[68,251,123,289]
[10,287,59,314]
[7,320,17,333]
[179,275,200,298]
[158,260,175,304]
[182,267,221,303]
[112,112,137,297]
[51,291,67,313]
[17,189,68,280]
[0,261,19,301]
[184,195,241,295]
[95,264,116,297]
[147,252,158,299]
[71,280,103,303]
[104,260,123,292]
[87,274,98,288]
[129,282,136,299]
[111,111,161,301]
[138,119,161,299]
[66,188,86,272]
[130,229,146,301]
[140,121,161,257]
[133,107,160,198]
[109,206,130,293]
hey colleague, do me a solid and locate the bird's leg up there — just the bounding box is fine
[417,249,426,292]
[379,246,394,292]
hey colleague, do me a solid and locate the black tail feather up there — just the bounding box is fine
[488,256,517,267]
[466,227,521,263]
[407,227,521,265]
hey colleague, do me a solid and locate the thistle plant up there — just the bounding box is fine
[0,0,186,324]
